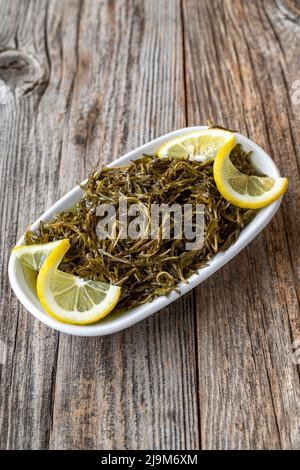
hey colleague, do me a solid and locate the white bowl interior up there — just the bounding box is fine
[8,127,281,336]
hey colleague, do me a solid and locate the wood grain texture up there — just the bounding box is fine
[0,0,199,450]
[182,0,300,449]
[0,0,299,450]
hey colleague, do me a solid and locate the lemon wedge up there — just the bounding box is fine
[36,239,121,325]
[157,128,235,162]
[12,240,66,271]
[213,139,288,209]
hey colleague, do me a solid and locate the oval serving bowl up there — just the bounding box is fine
[9,126,282,336]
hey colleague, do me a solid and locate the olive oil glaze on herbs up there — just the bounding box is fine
[25,145,258,310]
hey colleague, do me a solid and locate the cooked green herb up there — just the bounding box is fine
[25,146,258,310]
[207,121,238,133]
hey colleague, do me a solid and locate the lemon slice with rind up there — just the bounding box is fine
[213,139,288,209]
[12,240,66,271]
[157,128,235,162]
[37,239,121,325]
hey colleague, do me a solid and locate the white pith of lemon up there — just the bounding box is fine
[12,239,67,271]
[213,138,288,209]
[157,128,235,162]
[36,240,121,325]
[14,239,121,325]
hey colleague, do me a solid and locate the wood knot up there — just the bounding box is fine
[0,49,48,102]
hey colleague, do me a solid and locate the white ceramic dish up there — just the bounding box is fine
[9,126,282,336]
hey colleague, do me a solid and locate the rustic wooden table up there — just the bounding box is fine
[0,0,299,450]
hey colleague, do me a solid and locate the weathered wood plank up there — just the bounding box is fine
[182,0,300,450]
[0,0,200,450]
[0,0,60,450]
[49,0,198,450]
[1,0,300,451]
